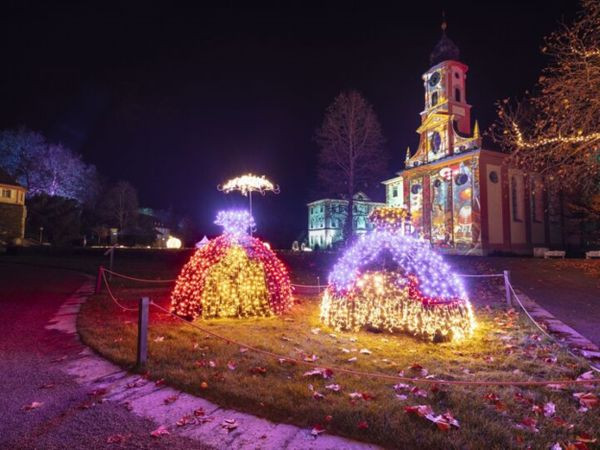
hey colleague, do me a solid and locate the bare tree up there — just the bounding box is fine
[491,0,600,193]
[316,90,387,241]
[100,181,139,232]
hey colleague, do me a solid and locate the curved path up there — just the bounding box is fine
[0,262,376,450]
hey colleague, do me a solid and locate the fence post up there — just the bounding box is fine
[136,297,149,368]
[95,266,103,294]
[503,270,512,307]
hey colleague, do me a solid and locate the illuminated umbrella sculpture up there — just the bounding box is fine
[218,173,280,234]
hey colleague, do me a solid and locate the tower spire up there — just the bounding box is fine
[441,10,447,34]
[473,120,480,139]
[405,146,411,162]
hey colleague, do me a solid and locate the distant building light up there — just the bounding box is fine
[166,236,182,249]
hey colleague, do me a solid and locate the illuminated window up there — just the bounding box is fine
[1,189,11,198]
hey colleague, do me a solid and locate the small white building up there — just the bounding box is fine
[307,192,384,249]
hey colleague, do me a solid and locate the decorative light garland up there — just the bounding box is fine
[512,121,600,149]
[320,208,475,341]
[170,210,292,320]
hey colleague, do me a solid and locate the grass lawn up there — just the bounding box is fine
[78,274,600,449]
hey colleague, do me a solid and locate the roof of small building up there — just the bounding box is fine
[0,167,24,188]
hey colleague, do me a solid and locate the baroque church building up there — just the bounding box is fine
[308,24,563,254]
[382,23,563,255]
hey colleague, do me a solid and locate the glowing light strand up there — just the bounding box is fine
[512,121,600,149]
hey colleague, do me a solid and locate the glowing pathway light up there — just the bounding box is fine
[170,209,292,320]
[217,173,280,217]
[320,207,475,342]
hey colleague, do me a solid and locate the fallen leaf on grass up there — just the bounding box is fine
[155,379,165,386]
[40,383,56,389]
[22,401,43,411]
[176,415,195,427]
[357,420,369,430]
[310,328,321,335]
[164,395,178,405]
[405,404,434,417]
[347,357,357,363]
[153,336,165,343]
[227,360,237,371]
[311,424,325,436]
[573,392,599,409]
[393,383,411,391]
[239,347,248,353]
[516,417,539,433]
[303,354,319,362]
[303,367,333,379]
[312,392,325,400]
[429,412,460,431]
[150,425,170,437]
[359,349,372,355]
[51,356,67,363]
[249,367,267,375]
[325,384,341,392]
[410,387,428,398]
[221,419,238,431]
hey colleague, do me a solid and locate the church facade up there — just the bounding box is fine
[382,25,563,255]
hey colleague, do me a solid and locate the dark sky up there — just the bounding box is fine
[1,1,579,246]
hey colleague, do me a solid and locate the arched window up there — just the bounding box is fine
[431,91,438,107]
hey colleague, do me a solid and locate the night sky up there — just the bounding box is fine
[1,1,579,246]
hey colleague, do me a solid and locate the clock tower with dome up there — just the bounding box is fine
[382,20,563,255]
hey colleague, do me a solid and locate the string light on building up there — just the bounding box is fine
[170,210,293,320]
[320,207,475,341]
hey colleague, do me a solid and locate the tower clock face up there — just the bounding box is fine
[428,71,440,87]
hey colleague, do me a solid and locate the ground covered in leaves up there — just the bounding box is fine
[78,280,599,450]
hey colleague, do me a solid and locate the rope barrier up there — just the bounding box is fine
[101,267,176,284]
[456,273,505,278]
[101,270,138,311]
[507,281,600,374]
[98,266,600,378]
[149,300,600,387]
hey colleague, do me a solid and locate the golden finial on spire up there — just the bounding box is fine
[405,146,411,161]
[473,120,480,139]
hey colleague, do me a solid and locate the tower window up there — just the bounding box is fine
[454,72,460,79]
[392,187,398,197]
[431,91,438,106]
[454,88,461,102]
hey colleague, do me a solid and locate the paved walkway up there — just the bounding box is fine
[0,263,205,449]
[483,257,600,348]
[0,262,377,450]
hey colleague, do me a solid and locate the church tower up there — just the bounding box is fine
[407,19,479,167]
